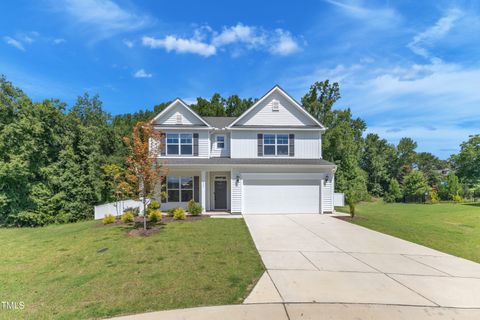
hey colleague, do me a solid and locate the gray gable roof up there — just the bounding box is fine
[202,117,237,128]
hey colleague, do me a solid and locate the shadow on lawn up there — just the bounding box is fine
[462,202,480,207]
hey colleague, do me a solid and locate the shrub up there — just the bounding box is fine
[103,214,116,225]
[10,211,51,227]
[165,208,175,217]
[187,199,202,216]
[430,189,439,204]
[173,207,186,220]
[121,211,134,223]
[148,200,160,210]
[148,209,162,223]
[453,194,463,203]
[123,207,139,216]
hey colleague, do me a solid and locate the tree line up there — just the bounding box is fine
[0,76,478,226]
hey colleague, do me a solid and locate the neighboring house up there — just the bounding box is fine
[150,85,336,214]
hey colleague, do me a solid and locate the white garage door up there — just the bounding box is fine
[243,179,320,214]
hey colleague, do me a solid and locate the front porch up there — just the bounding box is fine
[160,169,231,213]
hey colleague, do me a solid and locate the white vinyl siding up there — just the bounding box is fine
[231,130,322,159]
[235,91,318,126]
[210,133,231,158]
[152,102,205,126]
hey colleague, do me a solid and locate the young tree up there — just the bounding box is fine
[344,169,368,218]
[440,172,462,200]
[384,178,402,203]
[102,164,132,217]
[403,170,429,202]
[124,122,165,230]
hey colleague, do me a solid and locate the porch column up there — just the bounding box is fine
[200,170,206,213]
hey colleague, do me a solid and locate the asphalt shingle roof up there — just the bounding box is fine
[202,117,237,128]
[158,158,335,166]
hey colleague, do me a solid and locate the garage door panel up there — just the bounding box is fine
[243,179,320,214]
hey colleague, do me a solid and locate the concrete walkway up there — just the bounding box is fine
[243,214,480,309]
[112,214,480,319]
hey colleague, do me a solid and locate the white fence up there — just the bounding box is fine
[94,199,149,220]
[333,193,345,207]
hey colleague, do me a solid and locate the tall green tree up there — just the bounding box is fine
[361,133,395,196]
[450,134,480,185]
[302,81,367,198]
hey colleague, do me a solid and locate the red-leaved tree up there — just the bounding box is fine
[124,122,166,230]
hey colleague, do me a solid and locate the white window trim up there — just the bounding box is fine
[166,176,194,203]
[263,133,289,157]
[216,135,225,149]
[166,133,193,156]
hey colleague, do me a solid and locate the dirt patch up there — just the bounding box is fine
[128,227,161,237]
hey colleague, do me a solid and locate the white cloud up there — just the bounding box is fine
[408,8,463,60]
[142,35,216,57]
[3,36,25,51]
[142,23,301,57]
[212,23,265,47]
[270,29,301,55]
[58,0,152,40]
[133,69,152,78]
[53,38,66,44]
[123,39,134,48]
[325,0,400,27]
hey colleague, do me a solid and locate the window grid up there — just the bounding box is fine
[216,135,225,149]
[166,133,193,155]
[166,176,194,202]
[263,133,289,156]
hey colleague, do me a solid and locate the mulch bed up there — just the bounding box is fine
[98,214,209,236]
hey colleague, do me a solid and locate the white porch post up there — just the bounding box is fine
[200,170,206,213]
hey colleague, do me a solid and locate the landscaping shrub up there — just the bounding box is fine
[121,211,134,223]
[453,195,463,203]
[187,199,202,216]
[103,214,116,225]
[148,210,162,223]
[165,208,175,217]
[148,200,160,211]
[430,189,439,204]
[173,207,186,220]
[123,207,139,216]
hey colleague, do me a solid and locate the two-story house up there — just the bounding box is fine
[150,85,336,215]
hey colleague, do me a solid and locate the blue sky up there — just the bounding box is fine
[1,0,479,159]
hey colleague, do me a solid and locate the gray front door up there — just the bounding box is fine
[214,180,227,210]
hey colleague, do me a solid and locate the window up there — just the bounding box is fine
[216,135,225,149]
[166,133,193,155]
[263,133,289,156]
[167,176,193,202]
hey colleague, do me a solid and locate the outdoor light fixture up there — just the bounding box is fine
[236,175,240,186]
[324,174,329,186]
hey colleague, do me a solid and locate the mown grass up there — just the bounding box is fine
[337,201,480,263]
[0,218,264,319]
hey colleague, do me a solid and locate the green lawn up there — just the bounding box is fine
[337,201,480,263]
[0,218,264,319]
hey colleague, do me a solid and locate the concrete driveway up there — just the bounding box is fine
[243,214,480,309]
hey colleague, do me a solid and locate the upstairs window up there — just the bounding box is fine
[216,135,225,149]
[166,133,193,155]
[263,133,289,156]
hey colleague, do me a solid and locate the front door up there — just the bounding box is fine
[214,178,227,210]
